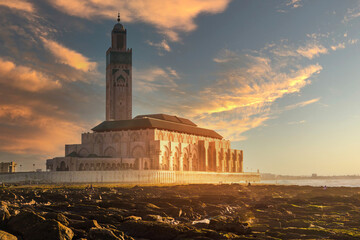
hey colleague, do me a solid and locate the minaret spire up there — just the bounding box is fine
[117,12,120,23]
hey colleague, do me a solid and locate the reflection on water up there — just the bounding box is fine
[261,179,360,187]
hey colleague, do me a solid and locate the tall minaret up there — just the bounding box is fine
[106,13,132,120]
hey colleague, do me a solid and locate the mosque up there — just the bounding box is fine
[46,15,245,175]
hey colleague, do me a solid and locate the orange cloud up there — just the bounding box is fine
[270,41,328,59]
[296,44,328,59]
[50,0,231,41]
[197,115,270,141]
[157,50,323,141]
[41,37,97,72]
[0,58,61,92]
[190,61,322,116]
[0,0,34,12]
[331,43,345,51]
[0,104,86,156]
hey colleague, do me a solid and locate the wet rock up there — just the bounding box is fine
[88,227,124,240]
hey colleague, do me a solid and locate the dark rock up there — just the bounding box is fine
[63,212,86,221]
[88,227,124,240]
[71,228,87,239]
[44,212,69,226]
[7,211,46,235]
[27,219,74,240]
[69,219,101,231]
[208,216,251,235]
[8,211,73,240]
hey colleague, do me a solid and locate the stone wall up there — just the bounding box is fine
[56,128,244,173]
[0,171,260,184]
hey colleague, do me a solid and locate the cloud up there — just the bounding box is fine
[152,46,323,141]
[278,0,303,12]
[330,43,346,51]
[288,120,306,125]
[270,41,328,59]
[286,0,302,8]
[41,37,97,72]
[49,0,232,41]
[134,66,180,93]
[296,44,328,59]
[188,54,322,117]
[0,104,86,155]
[0,58,61,92]
[166,67,180,79]
[0,0,34,13]
[343,5,360,22]
[284,98,320,111]
[197,116,270,141]
[147,39,171,54]
[213,49,239,63]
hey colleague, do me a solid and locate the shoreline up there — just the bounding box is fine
[1,184,360,239]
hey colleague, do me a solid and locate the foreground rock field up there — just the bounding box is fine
[0,184,360,239]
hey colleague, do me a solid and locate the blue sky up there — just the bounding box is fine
[0,0,359,174]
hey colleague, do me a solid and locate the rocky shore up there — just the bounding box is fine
[0,184,360,239]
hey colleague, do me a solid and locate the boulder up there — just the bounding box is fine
[44,212,69,226]
[124,216,142,221]
[0,230,17,240]
[7,211,45,235]
[0,205,11,224]
[69,219,102,231]
[88,227,124,240]
[208,216,251,235]
[25,219,74,240]
[7,211,74,240]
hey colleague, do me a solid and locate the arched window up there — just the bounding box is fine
[104,147,116,157]
[132,146,145,158]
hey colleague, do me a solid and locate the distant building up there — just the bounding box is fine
[46,15,244,174]
[0,162,16,173]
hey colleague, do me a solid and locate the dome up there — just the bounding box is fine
[113,23,125,31]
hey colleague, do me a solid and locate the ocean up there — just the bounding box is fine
[260,178,360,187]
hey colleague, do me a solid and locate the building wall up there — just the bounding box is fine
[0,162,16,173]
[49,128,243,173]
[0,170,260,184]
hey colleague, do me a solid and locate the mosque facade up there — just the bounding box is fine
[46,15,244,175]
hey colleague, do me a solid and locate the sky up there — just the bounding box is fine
[0,0,359,175]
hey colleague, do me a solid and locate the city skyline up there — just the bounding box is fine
[0,0,359,175]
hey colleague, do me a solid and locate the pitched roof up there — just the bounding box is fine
[92,114,222,139]
[134,114,197,126]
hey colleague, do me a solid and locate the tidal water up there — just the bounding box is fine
[261,178,360,187]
